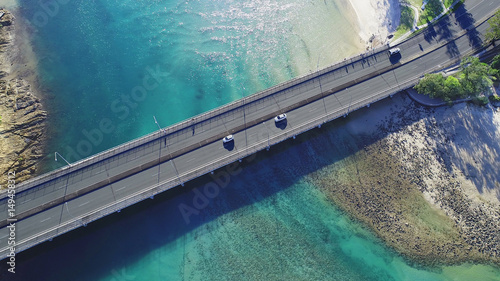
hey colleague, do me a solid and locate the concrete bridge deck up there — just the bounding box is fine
[1,0,498,260]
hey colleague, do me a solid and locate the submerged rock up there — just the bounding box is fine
[310,94,500,267]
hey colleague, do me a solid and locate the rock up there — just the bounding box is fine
[0,10,47,183]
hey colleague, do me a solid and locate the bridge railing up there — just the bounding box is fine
[5,44,390,196]
[0,22,487,257]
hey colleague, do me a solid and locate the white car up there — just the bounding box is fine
[274,113,287,122]
[222,135,234,143]
[389,48,400,56]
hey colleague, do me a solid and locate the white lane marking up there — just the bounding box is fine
[40,217,51,223]
[186,158,196,163]
[309,107,317,112]
[79,201,90,207]
[116,186,127,192]
[0,234,7,240]
[151,173,159,177]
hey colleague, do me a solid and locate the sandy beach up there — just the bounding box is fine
[349,0,400,48]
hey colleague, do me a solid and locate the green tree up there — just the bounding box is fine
[490,54,500,71]
[443,76,464,99]
[486,9,500,43]
[460,56,497,96]
[414,73,448,100]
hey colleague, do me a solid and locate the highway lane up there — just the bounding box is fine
[0,51,398,220]
[2,0,492,214]
[0,50,394,222]
[0,0,499,258]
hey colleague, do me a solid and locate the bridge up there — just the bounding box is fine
[1,0,499,260]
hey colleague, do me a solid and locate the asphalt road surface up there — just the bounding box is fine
[0,0,498,259]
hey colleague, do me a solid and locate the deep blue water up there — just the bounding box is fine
[2,0,499,280]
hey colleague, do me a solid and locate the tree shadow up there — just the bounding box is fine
[437,16,455,42]
[432,103,500,195]
[445,40,461,58]
[436,17,461,58]
[454,5,482,49]
[423,22,438,43]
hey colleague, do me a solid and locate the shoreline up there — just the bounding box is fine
[0,8,47,183]
[1,0,498,270]
[348,0,400,49]
[311,93,500,268]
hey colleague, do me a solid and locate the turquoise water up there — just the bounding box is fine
[7,121,500,280]
[18,0,362,169]
[4,0,500,280]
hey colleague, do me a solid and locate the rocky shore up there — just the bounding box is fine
[311,94,500,267]
[0,9,47,183]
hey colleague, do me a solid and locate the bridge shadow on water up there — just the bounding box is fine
[3,95,500,280]
[1,97,411,281]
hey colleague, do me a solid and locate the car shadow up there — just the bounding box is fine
[223,141,235,151]
[389,53,401,64]
[275,119,288,130]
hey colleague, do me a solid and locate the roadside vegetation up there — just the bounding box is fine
[414,56,498,103]
[394,6,415,39]
[402,0,423,7]
[443,0,455,9]
[418,0,444,25]
[485,9,500,44]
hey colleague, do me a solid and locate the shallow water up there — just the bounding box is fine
[6,110,500,280]
[2,0,500,280]
[15,0,362,170]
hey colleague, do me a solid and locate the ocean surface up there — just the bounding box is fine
[3,0,500,280]
[19,0,363,169]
